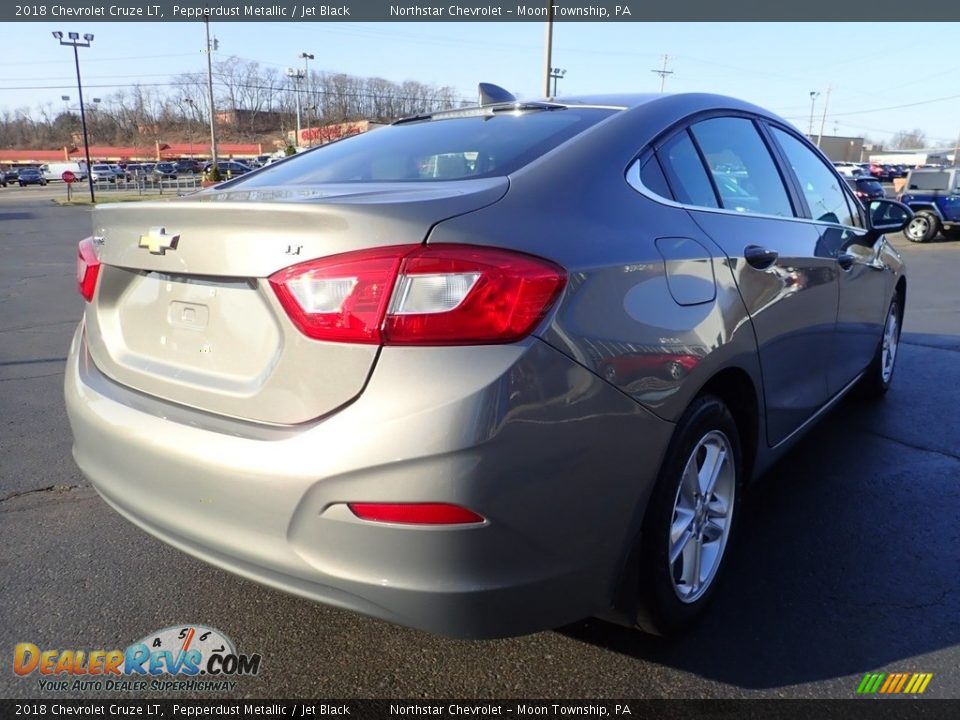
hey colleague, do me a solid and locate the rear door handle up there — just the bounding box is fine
[744,245,779,270]
[837,253,856,271]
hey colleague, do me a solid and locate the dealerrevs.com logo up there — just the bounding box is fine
[14,625,262,692]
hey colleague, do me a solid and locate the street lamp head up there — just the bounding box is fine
[92,98,101,104]
[84,33,94,42]
[68,31,80,40]
[52,31,63,40]
[301,52,314,59]
[61,95,70,101]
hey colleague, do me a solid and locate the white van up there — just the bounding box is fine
[40,162,89,182]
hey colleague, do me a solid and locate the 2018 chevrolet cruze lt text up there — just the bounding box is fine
[66,87,911,638]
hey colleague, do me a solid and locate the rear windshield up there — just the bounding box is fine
[908,172,952,191]
[235,108,616,186]
[857,179,883,192]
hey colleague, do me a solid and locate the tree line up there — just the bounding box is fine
[0,57,467,149]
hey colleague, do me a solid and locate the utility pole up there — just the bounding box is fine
[808,91,820,136]
[300,52,314,146]
[543,2,554,97]
[817,85,832,148]
[651,55,673,93]
[204,15,219,172]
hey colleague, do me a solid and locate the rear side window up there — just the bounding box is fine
[639,155,673,200]
[689,117,794,218]
[658,131,718,208]
[771,127,856,226]
[234,108,616,186]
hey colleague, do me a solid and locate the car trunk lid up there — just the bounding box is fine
[84,179,507,425]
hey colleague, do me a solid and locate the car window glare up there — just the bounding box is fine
[234,109,616,186]
[690,117,794,218]
[771,127,857,227]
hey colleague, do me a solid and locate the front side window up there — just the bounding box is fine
[771,127,856,227]
[690,117,794,218]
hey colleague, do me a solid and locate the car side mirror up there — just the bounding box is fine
[867,199,913,237]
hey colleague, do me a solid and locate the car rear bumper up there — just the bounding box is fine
[65,321,673,638]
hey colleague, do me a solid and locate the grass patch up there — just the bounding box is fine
[52,193,179,206]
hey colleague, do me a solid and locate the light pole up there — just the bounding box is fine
[52,31,95,203]
[543,2,554,97]
[549,68,566,97]
[299,52,314,145]
[203,14,219,173]
[808,91,820,136]
[287,68,305,147]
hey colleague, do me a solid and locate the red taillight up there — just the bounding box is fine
[76,238,100,302]
[348,502,485,525]
[268,246,407,344]
[269,244,566,345]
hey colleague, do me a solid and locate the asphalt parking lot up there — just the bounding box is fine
[1,185,958,700]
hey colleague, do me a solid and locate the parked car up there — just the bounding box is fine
[897,167,960,242]
[66,86,912,639]
[845,176,886,205]
[3,168,18,184]
[151,162,178,179]
[174,159,202,174]
[17,167,47,186]
[110,164,132,181]
[832,161,865,177]
[90,164,118,183]
[203,160,252,177]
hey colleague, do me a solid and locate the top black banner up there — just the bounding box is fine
[6,0,960,22]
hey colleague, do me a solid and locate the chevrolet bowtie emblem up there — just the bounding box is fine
[138,227,180,255]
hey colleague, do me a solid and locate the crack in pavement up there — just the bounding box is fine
[859,428,960,463]
[0,371,64,383]
[0,483,84,505]
[825,588,951,611]
[901,341,960,354]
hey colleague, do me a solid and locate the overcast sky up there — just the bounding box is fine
[2,21,959,146]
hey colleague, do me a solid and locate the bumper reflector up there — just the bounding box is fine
[348,503,485,525]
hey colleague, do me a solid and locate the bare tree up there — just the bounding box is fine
[891,129,927,150]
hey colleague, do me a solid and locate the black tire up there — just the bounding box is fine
[904,211,940,243]
[19,182,25,187]
[857,294,903,399]
[635,395,743,635]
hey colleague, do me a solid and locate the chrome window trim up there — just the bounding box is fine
[626,158,869,236]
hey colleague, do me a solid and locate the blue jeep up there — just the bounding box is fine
[898,167,960,242]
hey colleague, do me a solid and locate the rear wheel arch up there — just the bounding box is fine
[693,367,760,485]
[604,366,760,631]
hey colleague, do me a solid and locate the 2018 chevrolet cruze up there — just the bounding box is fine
[66,87,911,638]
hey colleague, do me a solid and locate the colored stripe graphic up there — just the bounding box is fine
[858,672,933,694]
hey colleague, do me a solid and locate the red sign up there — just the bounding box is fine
[62,171,76,184]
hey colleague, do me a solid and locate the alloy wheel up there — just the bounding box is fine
[881,302,900,384]
[668,430,736,603]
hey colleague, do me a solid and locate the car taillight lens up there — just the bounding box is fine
[269,244,566,345]
[76,238,100,302]
[348,503,485,525]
